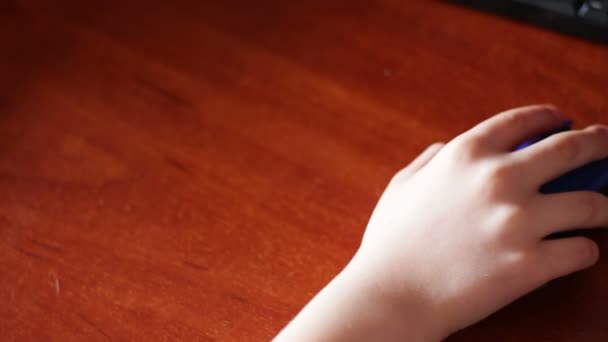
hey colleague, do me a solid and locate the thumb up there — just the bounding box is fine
[391,143,445,184]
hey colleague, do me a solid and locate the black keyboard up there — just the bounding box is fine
[450,0,608,43]
[516,0,607,26]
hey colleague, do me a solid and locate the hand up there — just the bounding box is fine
[276,105,608,342]
[353,105,608,339]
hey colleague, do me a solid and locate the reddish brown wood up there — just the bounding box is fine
[1,1,607,340]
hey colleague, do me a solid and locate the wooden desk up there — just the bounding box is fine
[1,1,607,340]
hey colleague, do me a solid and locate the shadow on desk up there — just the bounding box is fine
[0,2,78,114]
[451,229,608,341]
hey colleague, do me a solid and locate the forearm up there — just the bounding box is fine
[274,260,442,342]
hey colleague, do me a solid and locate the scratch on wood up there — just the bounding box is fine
[166,157,193,175]
[183,260,209,272]
[30,238,63,253]
[78,313,112,340]
[13,246,48,261]
[226,293,247,304]
[135,77,192,107]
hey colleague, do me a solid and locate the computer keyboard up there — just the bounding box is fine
[515,0,608,26]
[451,0,608,43]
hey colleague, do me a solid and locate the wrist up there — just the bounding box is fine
[335,255,447,342]
[276,252,450,342]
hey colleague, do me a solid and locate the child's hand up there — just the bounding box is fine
[355,105,608,338]
[276,105,608,341]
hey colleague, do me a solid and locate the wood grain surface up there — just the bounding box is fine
[1,1,607,340]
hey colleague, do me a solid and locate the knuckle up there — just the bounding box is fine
[585,124,607,135]
[503,108,554,131]
[579,193,605,226]
[481,162,516,193]
[502,205,527,227]
[504,111,529,129]
[586,124,603,132]
[501,250,531,278]
[586,125,608,149]
[488,162,515,180]
[490,204,527,240]
[446,136,486,163]
[552,136,582,163]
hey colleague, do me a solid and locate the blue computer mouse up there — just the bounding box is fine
[515,120,608,195]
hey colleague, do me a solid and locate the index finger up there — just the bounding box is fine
[464,105,564,152]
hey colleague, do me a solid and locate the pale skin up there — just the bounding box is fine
[274,105,608,341]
